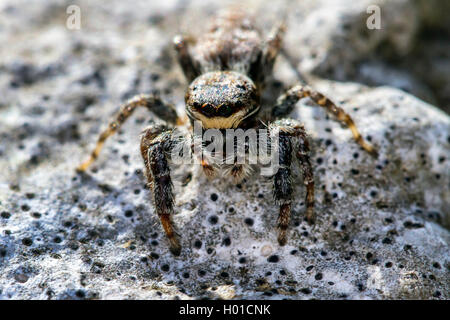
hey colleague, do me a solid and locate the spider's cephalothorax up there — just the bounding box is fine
[77,10,377,256]
[185,71,260,129]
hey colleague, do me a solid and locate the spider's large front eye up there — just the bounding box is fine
[200,103,216,117]
[217,104,233,117]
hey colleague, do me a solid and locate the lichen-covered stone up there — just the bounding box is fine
[0,0,448,300]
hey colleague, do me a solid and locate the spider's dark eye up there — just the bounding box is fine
[193,102,201,109]
[218,105,233,117]
[200,103,216,117]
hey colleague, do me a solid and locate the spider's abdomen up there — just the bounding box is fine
[190,10,263,78]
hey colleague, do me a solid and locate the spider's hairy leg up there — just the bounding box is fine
[141,126,182,256]
[295,126,315,224]
[269,119,315,245]
[272,132,293,246]
[253,22,286,84]
[264,22,286,69]
[173,35,199,82]
[272,85,378,157]
[77,94,178,172]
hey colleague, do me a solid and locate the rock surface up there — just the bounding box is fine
[0,0,449,299]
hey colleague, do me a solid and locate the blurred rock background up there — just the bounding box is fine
[0,0,449,299]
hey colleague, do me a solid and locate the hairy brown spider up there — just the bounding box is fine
[77,10,377,256]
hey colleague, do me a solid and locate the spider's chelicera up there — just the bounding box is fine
[77,10,377,256]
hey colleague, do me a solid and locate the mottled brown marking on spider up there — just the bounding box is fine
[77,9,377,256]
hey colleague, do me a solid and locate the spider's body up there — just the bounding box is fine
[77,10,377,256]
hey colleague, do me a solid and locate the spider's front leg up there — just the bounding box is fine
[272,85,378,157]
[77,94,178,172]
[173,35,199,83]
[140,125,184,256]
[269,119,315,246]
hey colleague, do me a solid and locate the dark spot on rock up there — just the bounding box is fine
[31,212,41,219]
[150,252,159,259]
[68,242,79,251]
[210,193,218,201]
[403,221,424,229]
[432,262,441,269]
[21,204,30,212]
[222,237,231,246]
[124,210,133,217]
[22,238,33,246]
[244,218,254,226]
[208,215,218,224]
[315,273,323,280]
[75,290,85,298]
[1,212,11,219]
[161,264,170,272]
[385,262,393,268]
[300,288,311,294]
[194,240,202,249]
[267,255,279,263]
[433,291,441,298]
[239,257,246,264]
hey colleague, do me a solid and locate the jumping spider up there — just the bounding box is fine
[77,10,377,256]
